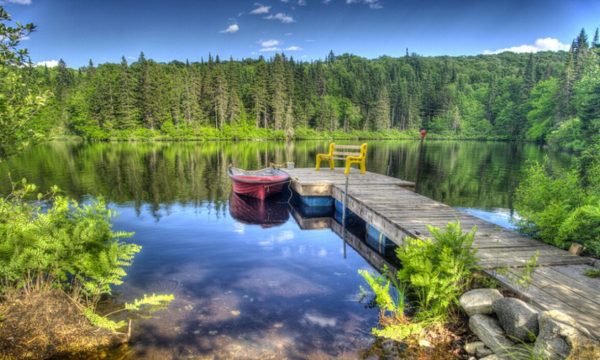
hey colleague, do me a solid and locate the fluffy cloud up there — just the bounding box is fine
[483,37,570,54]
[346,0,382,9]
[4,0,32,5]
[220,24,240,34]
[260,39,280,48]
[35,60,59,67]
[265,12,295,23]
[285,45,302,51]
[250,3,271,15]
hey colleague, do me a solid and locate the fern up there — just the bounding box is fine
[83,307,126,331]
[125,293,175,312]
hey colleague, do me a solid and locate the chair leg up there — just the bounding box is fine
[315,155,321,171]
[360,159,366,174]
[344,161,351,176]
[329,158,334,170]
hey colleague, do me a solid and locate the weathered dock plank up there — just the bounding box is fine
[283,167,599,339]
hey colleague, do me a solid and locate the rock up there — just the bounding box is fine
[418,339,432,348]
[460,289,503,316]
[479,355,502,360]
[492,297,539,342]
[469,314,514,356]
[569,243,584,255]
[476,347,493,358]
[464,341,485,355]
[533,310,592,360]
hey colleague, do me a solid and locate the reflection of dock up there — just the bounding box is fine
[284,167,600,339]
[289,206,398,274]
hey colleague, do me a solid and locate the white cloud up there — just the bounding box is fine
[298,0,307,5]
[260,47,281,52]
[35,60,59,67]
[260,39,280,47]
[220,24,240,34]
[323,0,332,4]
[4,0,32,5]
[346,0,382,9]
[250,3,271,15]
[265,12,295,23]
[285,45,302,51]
[483,37,569,55]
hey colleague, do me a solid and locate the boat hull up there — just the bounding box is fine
[228,167,290,200]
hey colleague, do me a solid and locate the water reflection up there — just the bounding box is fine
[229,193,290,228]
[0,140,573,213]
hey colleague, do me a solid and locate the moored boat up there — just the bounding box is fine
[228,166,290,200]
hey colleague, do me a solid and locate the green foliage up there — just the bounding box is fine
[83,307,126,331]
[359,222,478,342]
[0,6,35,66]
[372,321,429,341]
[546,118,587,152]
[526,78,559,142]
[359,268,405,318]
[0,180,139,307]
[584,268,600,278]
[515,158,600,256]
[124,293,175,312]
[396,222,478,319]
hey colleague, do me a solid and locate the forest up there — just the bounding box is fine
[0,27,596,149]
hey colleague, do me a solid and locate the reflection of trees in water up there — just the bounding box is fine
[0,140,574,217]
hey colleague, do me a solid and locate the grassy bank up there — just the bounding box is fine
[59,125,514,142]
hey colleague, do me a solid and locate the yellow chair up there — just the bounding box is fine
[315,143,368,175]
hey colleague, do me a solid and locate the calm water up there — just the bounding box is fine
[0,141,573,359]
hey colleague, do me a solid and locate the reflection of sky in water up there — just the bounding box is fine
[110,201,378,359]
[455,207,521,230]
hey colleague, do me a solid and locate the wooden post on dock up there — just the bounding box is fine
[342,174,349,258]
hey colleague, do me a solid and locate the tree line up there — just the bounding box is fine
[6,28,593,145]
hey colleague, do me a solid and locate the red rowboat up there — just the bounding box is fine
[228,166,290,200]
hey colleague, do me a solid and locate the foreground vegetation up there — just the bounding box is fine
[359,222,477,348]
[0,181,173,356]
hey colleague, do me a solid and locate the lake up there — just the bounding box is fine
[0,140,573,359]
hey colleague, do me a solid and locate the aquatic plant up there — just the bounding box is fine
[359,222,478,341]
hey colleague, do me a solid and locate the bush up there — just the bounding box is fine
[558,204,600,256]
[0,180,138,308]
[359,222,478,341]
[396,222,478,320]
[0,180,174,332]
[516,157,600,256]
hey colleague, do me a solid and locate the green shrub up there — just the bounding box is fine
[0,179,174,333]
[558,204,600,256]
[515,158,600,255]
[515,161,586,247]
[0,180,138,307]
[396,222,478,320]
[359,221,478,341]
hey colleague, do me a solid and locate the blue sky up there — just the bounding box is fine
[3,0,600,67]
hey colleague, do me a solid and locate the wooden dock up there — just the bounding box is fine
[284,167,600,339]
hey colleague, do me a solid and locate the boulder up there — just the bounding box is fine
[533,310,591,360]
[492,297,539,342]
[464,341,493,357]
[460,289,503,316]
[479,355,503,360]
[469,314,514,356]
[476,345,493,358]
